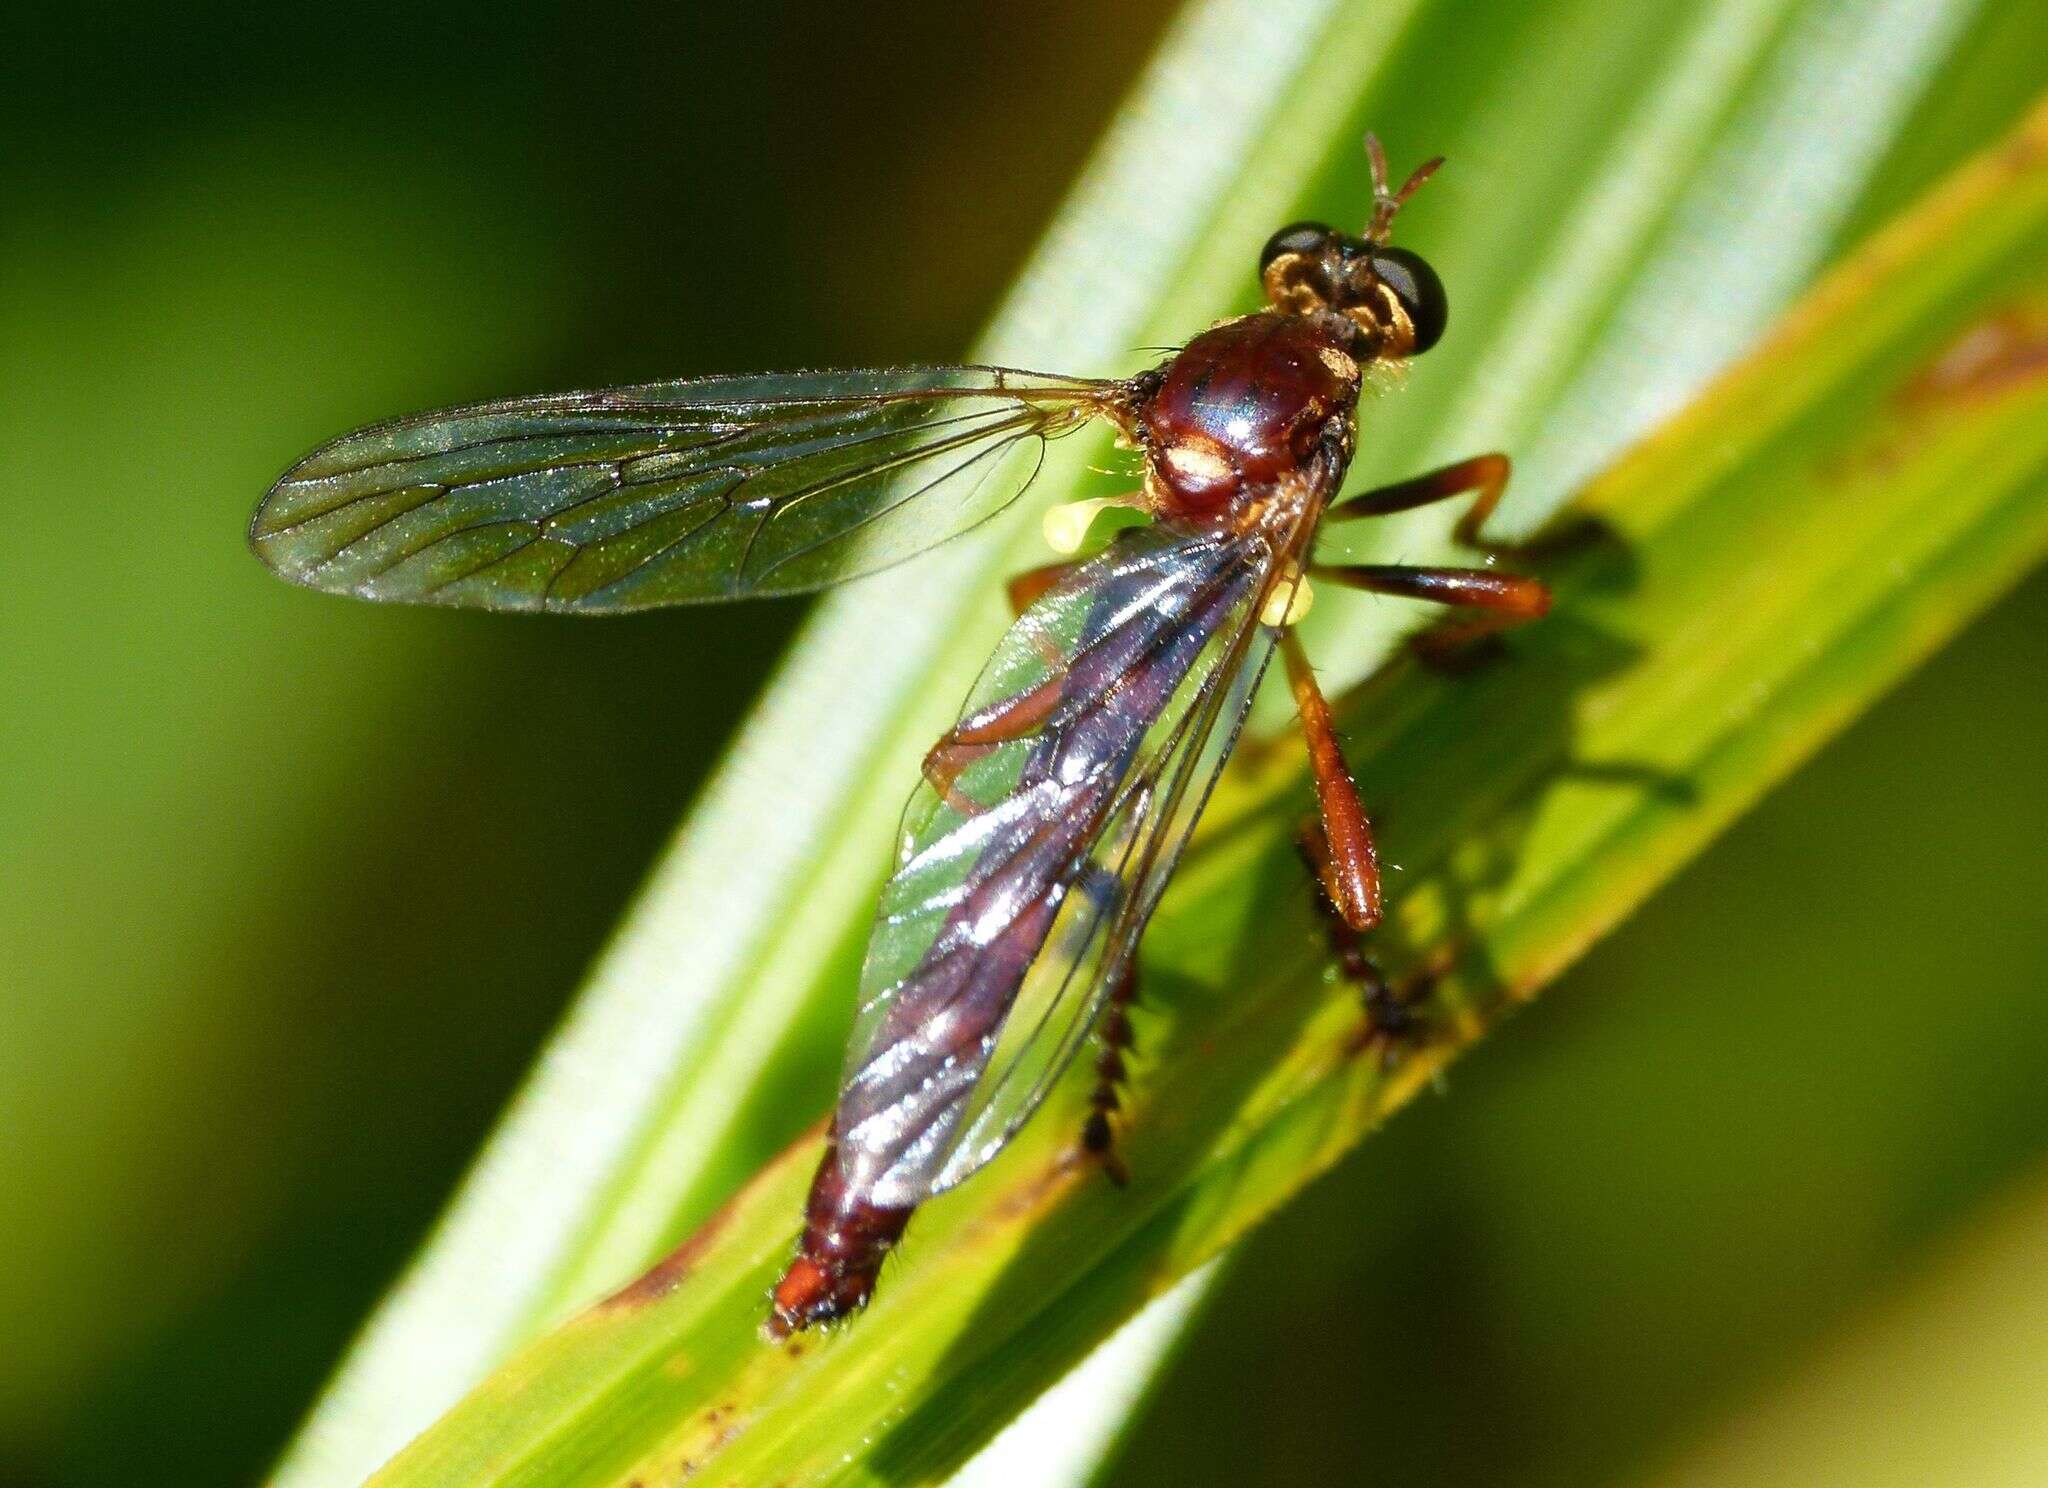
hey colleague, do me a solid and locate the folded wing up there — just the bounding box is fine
[832,522,1284,1208]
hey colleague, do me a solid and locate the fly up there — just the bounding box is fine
[248,138,1550,1335]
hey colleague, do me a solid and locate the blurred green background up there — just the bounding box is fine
[3,2,2042,1486]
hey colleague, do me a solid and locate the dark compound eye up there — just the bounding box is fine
[1259,221,1336,271]
[1369,246,1448,354]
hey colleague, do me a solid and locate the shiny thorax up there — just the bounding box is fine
[1137,313,1363,522]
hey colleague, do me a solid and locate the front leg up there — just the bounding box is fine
[1319,451,1551,664]
[1310,562,1551,658]
[1324,451,1512,549]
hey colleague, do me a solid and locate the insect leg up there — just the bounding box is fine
[1281,628,1381,932]
[921,674,1068,814]
[923,558,1096,813]
[1322,452,1510,548]
[1294,826,1432,1068]
[1073,867,1138,1185]
[1006,558,1085,617]
[1081,961,1140,1186]
[1309,562,1551,660]
[920,545,1114,816]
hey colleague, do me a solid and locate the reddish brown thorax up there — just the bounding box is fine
[1138,313,1361,521]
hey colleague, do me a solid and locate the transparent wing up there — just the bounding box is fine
[249,366,1114,611]
[931,573,1278,1192]
[829,521,1287,1209]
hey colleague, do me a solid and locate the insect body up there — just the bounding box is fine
[248,138,1548,1335]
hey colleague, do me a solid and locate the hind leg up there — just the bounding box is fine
[1281,628,1381,931]
[1080,959,1141,1186]
[1293,827,1432,1066]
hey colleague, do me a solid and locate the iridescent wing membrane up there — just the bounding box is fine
[250,367,1112,611]
[831,523,1286,1209]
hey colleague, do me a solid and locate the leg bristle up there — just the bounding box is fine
[1080,964,1142,1180]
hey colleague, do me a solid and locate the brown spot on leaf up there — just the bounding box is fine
[596,1199,736,1312]
[1999,125,2045,174]
[1901,308,2048,408]
[1825,304,2048,482]
[981,1152,1085,1227]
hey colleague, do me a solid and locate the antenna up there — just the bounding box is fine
[1364,133,1443,244]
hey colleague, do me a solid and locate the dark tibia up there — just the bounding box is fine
[1324,451,1511,547]
[1081,961,1141,1185]
[1311,562,1549,621]
[769,1125,914,1337]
